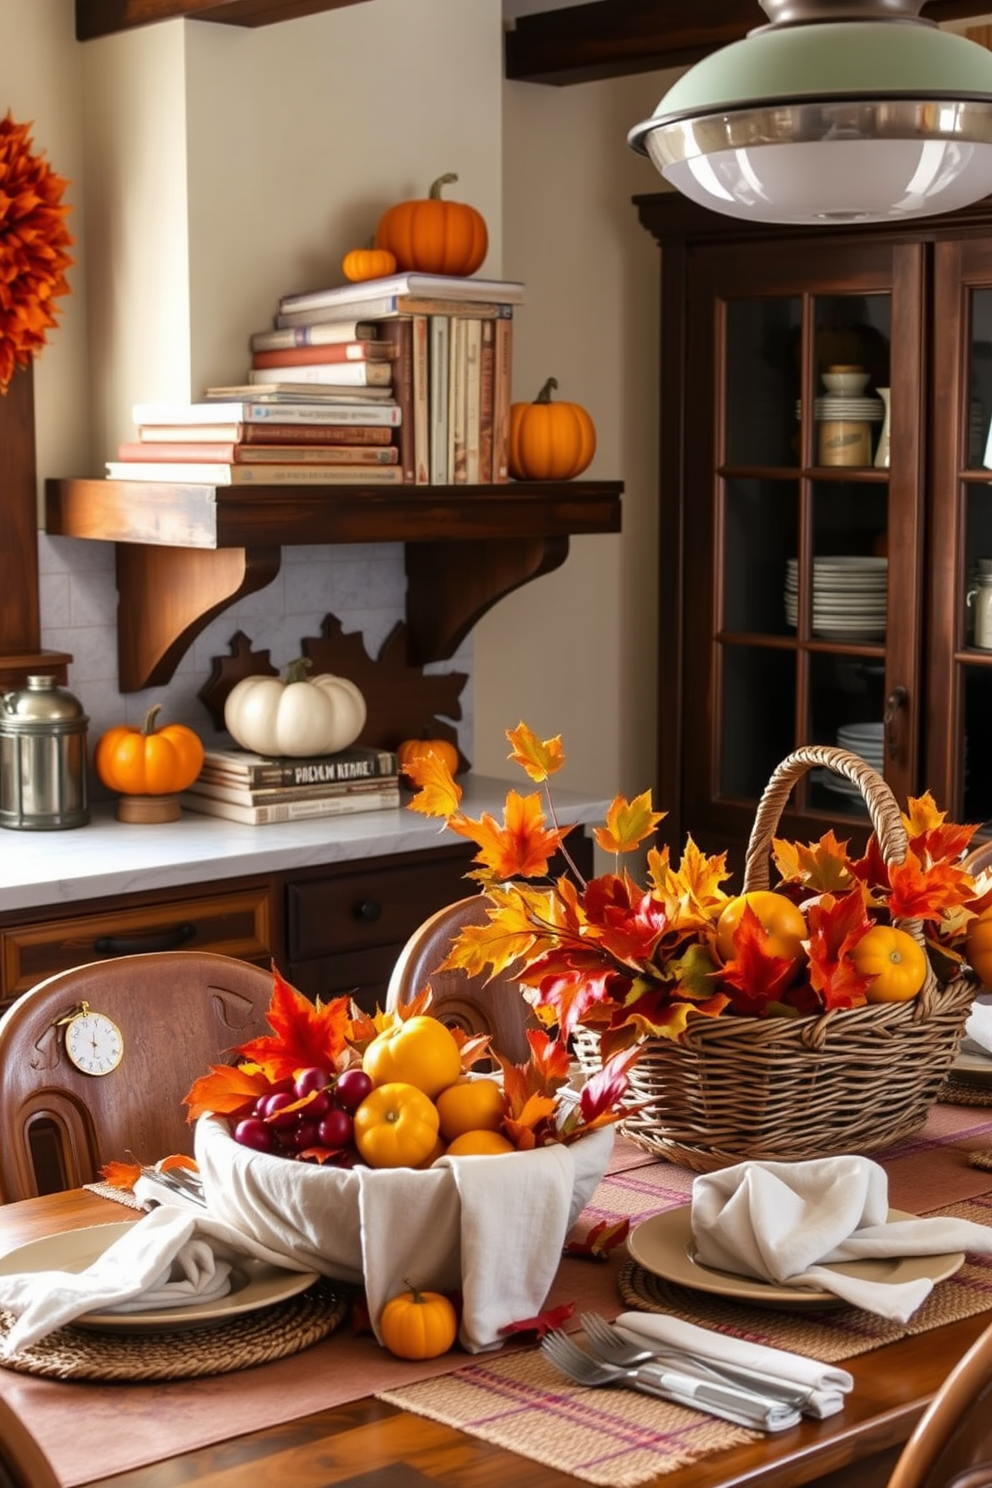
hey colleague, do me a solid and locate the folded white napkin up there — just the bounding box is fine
[965,999,992,1056]
[691,1156,992,1322]
[0,1202,316,1354]
[613,1311,853,1418]
[195,1112,613,1353]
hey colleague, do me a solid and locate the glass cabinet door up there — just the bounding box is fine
[682,239,926,863]
[929,240,992,831]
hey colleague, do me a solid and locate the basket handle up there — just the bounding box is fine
[742,745,926,951]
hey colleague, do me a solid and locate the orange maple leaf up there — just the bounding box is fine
[183,1061,272,1123]
[506,721,566,783]
[593,792,666,856]
[446,790,572,881]
[99,1159,142,1190]
[772,831,854,894]
[887,847,976,922]
[403,752,463,817]
[563,1218,631,1261]
[235,966,351,1081]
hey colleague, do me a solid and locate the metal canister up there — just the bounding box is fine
[0,675,90,830]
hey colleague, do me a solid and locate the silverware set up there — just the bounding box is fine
[540,1314,808,1431]
[136,1164,208,1208]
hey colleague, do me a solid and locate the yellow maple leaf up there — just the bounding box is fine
[404,753,463,817]
[593,791,666,855]
[772,831,854,893]
[506,721,566,783]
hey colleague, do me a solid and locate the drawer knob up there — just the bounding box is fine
[355,899,382,924]
[94,921,197,956]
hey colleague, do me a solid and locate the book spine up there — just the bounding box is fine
[246,361,392,387]
[478,319,496,484]
[250,321,378,351]
[492,317,513,483]
[133,402,403,427]
[105,462,405,484]
[136,423,394,445]
[180,786,401,824]
[449,318,468,485]
[412,313,430,486]
[429,316,450,486]
[275,298,514,328]
[378,320,415,483]
[200,748,399,786]
[463,319,482,485]
[185,775,398,807]
[251,342,395,369]
[278,275,525,315]
[122,442,398,465]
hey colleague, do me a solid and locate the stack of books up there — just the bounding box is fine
[180,744,401,825]
[270,271,524,485]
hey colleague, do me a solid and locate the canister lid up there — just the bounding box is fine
[0,675,89,726]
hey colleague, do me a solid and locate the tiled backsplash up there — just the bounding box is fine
[38,534,472,799]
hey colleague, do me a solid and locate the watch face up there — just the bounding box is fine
[65,1011,123,1076]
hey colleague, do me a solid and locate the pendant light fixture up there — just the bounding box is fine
[628,0,992,225]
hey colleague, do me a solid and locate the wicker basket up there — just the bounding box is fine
[573,745,978,1173]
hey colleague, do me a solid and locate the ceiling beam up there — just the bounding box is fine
[75,0,368,42]
[504,0,992,86]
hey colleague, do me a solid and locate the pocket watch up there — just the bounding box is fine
[57,1002,124,1076]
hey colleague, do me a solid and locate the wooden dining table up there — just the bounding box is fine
[3,1103,992,1488]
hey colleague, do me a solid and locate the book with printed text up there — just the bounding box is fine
[245,361,392,388]
[449,318,467,485]
[377,320,415,483]
[117,441,399,465]
[205,383,394,402]
[276,297,514,328]
[185,774,399,808]
[492,316,513,483]
[135,422,394,445]
[429,315,450,486]
[463,318,483,485]
[251,341,397,370]
[180,783,401,825]
[134,400,402,427]
[279,272,525,316]
[412,313,430,486]
[249,321,379,352]
[105,461,404,485]
[201,744,398,787]
[478,318,496,483]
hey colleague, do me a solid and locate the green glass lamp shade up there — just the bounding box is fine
[628,1,992,224]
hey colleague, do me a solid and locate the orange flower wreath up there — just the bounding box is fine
[0,112,74,395]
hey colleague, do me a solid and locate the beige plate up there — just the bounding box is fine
[951,1039,992,1086]
[627,1206,965,1310]
[0,1222,320,1333]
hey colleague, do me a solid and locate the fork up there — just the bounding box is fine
[579,1312,814,1411]
[136,1164,208,1208]
[540,1330,801,1432]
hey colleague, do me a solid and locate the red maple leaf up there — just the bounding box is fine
[501,1300,575,1339]
[718,905,798,1015]
[236,966,351,1081]
[805,889,875,1009]
[563,1219,631,1261]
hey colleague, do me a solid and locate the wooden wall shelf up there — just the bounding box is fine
[44,478,622,693]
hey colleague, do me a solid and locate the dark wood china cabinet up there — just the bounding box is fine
[639,191,992,876]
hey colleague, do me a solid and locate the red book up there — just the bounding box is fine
[117,440,399,465]
[251,342,397,370]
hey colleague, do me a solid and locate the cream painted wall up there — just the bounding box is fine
[475,69,671,804]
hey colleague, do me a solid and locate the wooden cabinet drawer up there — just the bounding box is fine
[0,883,275,1002]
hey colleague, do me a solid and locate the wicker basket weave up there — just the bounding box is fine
[573,745,978,1173]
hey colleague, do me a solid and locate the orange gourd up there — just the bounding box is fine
[375,173,488,277]
[849,925,928,1003]
[378,1282,458,1360]
[341,244,396,283]
[508,378,596,481]
[95,705,204,796]
[967,910,992,989]
[397,735,460,783]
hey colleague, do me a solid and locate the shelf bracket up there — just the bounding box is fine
[116,544,281,692]
[404,535,570,663]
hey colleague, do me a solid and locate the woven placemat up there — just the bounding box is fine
[0,1277,349,1382]
[938,1077,992,1108]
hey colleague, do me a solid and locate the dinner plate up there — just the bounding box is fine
[627,1205,965,1310]
[950,1037,992,1086]
[0,1222,320,1333]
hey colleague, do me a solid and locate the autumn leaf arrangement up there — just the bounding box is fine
[404,723,989,1065]
[0,113,74,394]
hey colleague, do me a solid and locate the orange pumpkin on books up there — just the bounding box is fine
[375,174,487,277]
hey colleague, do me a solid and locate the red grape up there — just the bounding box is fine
[292,1118,322,1151]
[233,1117,276,1153]
[334,1068,373,1114]
[262,1091,297,1130]
[293,1067,331,1100]
[317,1108,354,1148]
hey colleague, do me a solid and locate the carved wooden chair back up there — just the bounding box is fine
[385,895,535,1064]
[0,950,274,1201]
[885,1319,992,1488]
[0,1397,60,1488]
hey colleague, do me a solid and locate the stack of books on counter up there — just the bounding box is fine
[268,270,523,485]
[180,744,400,825]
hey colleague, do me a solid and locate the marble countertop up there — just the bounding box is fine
[0,775,610,913]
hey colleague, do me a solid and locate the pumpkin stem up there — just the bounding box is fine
[535,377,558,404]
[429,173,458,199]
[141,704,162,736]
[402,1277,426,1304]
[284,658,313,685]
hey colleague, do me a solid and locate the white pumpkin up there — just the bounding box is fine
[224,661,367,757]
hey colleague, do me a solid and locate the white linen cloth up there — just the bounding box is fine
[0,1203,314,1354]
[194,1112,614,1354]
[965,998,992,1055]
[612,1311,853,1418]
[690,1155,992,1322]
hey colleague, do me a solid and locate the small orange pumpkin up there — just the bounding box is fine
[95,705,204,796]
[967,909,992,990]
[508,377,596,481]
[375,173,488,277]
[397,735,460,784]
[341,244,397,283]
[378,1281,458,1360]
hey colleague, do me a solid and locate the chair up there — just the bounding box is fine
[0,950,275,1201]
[385,894,536,1063]
[0,1397,60,1488]
[886,1318,992,1488]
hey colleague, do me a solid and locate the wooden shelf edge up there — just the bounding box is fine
[44,478,622,691]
